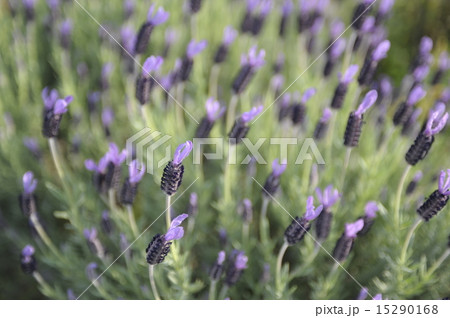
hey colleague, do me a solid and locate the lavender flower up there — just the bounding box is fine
[297,0,316,33]
[351,0,374,31]
[214,26,238,64]
[241,0,259,33]
[42,89,74,138]
[432,52,450,85]
[291,88,316,125]
[232,46,265,94]
[279,0,293,37]
[284,196,323,245]
[262,159,287,198]
[136,56,164,105]
[332,219,364,262]
[22,171,37,195]
[405,104,448,165]
[323,38,346,77]
[120,160,146,205]
[161,141,193,196]
[210,250,226,281]
[358,40,390,86]
[331,64,359,109]
[238,199,253,223]
[251,0,272,36]
[123,0,135,19]
[406,171,423,195]
[412,65,430,83]
[315,185,339,241]
[19,172,38,217]
[225,251,248,286]
[357,201,379,235]
[411,36,433,70]
[278,93,291,121]
[353,16,375,52]
[86,262,98,282]
[146,214,188,265]
[100,210,113,234]
[21,245,36,274]
[373,294,383,300]
[134,5,169,54]
[162,28,176,58]
[101,107,114,136]
[313,108,333,140]
[229,105,264,144]
[329,20,345,42]
[393,85,426,126]
[375,0,395,24]
[23,0,36,22]
[357,287,369,300]
[344,90,378,147]
[195,98,225,138]
[59,19,72,50]
[177,40,207,82]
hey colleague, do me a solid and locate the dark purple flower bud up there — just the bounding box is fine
[357,201,379,235]
[314,108,333,140]
[161,141,192,196]
[42,95,74,138]
[232,46,265,94]
[332,219,364,262]
[101,210,113,234]
[297,0,316,33]
[358,41,390,86]
[22,171,37,195]
[210,250,226,281]
[417,170,449,221]
[285,197,322,245]
[189,0,202,14]
[22,0,36,22]
[146,214,188,265]
[357,287,369,300]
[225,251,248,286]
[229,106,263,144]
[136,56,163,104]
[86,262,98,282]
[331,65,358,108]
[214,26,237,63]
[351,0,374,31]
[262,159,287,197]
[251,0,272,36]
[324,38,346,76]
[59,19,72,49]
[406,171,423,195]
[195,98,225,138]
[120,160,145,205]
[123,0,135,19]
[21,245,36,274]
[134,5,169,55]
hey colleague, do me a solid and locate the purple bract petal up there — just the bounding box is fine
[205,98,225,122]
[217,251,226,265]
[129,159,146,184]
[330,20,345,40]
[340,64,359,84]
[373,294,383,300]
[438,169,450,195]
[23,171,37,194]
[304,196,323,221]
[424,106,448,136]
[361,16,375,33]
[235,252,248,270]
[260,0,272,17]
[223,26,237,46]
[173,141,193,165]
[419,36,433,55]
[42,87,59,110]
[148,6,169,25]
[345,219,364,238]
[22,245,35,257]
[302,88,316,103]
[165,227,184,241]
[244,46,265,68]
[107,143,127,166]
[142,56,164,76]
[379,0,395,15]
[272,158,287,177]
[241,105,264,123]
[438,52,449,70]
[357,287,369,300]
[413,65,430,82]
[187,40,208,59]
[101,107,114,127]
[371,40,390,62]
[406,85,426,106]
[169,213,188,229]
[320,108,332,123]
[330,38,346,60]
[60,19,72,37]
[355,90,378,116]
[282,0,293,16]
[53,97,73,114]
[83,227,97,241]
[364,201,378,219]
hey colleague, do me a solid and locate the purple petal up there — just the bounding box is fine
[330,20,345,40]
[169,213,189,229]
[357,287,369,300]
[235,252,248,270]
[165,227,184,241]
[406,85,426,106]
[424,109,448,136]
[355,90,378,116]
[205,98,225,121]
[53,98,70,114]
[330,38,346,60]
[272,158,287,177]
[217,251,226,265]
[187,40,208,59]
[173,141,193,165]
[364,201,378,219]
[361,16,375,33]
[165,28,177,45]
[23,171,37,194]
[320,108,332,123]
[302,88,316,103]
[282,0,293,16]
[304,196,323,221]
[413,65,430,82]
[142,56,164,76]
[373,294,383,300]
[22,245,35,257]
[379,77,392,98]
[419,36,433,55]
[379,0,395,15]
[438,52,449,70]
[129,160,146,184]
[371,40,390,61]
[247,46,265,68]
[345,219,364,238]
[223,26,237,46]
[101,107,115,127]
[341,64,359,84]
[148,6,169,25]
[241,105,264,123]
[84,159,97,171]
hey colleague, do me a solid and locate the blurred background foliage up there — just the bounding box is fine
[0,0,449,299]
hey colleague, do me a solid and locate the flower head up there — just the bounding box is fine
[241,46,265,68]
[315,185,340,209]
[304,196,323,221]
[84,154,109,174]
[271,159,287,177]
[217,251,226,265]
[345,219,364,238]
[330,20,345,40]
[60,19,72,37]
[223,26,237,46]
[234,252,248,270]
[165,213,188,241]
[361,16,375,33]
[129,160,146,184]
[23,171,38,194]
[364,201,379,219]
[320,108,332,123]
[42,87,59,110]
[406,85,426,106]
[205,98,225,122]
[355,90,378,116]
[187,40,208,59]
[330,38,346,60]
[371,40,390,62]
[424,104,448,136]
[438,170,450,195]
[340,64,359,85]
[357,287,369,300]
[83,227,97,241]
[106,143,127,166]
[142,56,164,76]
[22,245,35,259]
[419,36,433,55]
[53,96,74,114]
[379,0,395,15]
[173,141,193,165]
[301,88,316,103]
[413,65,429,82]
[241,105,264,123]
[147,5,169,25]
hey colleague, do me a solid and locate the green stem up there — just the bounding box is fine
[259,197,270,243]
[209,280,217,300]
[223,143,235,203]
[225,94,239,133]
[126,204,139,238]
[166,195,172,229]
[148,265,161,300]
[209,64,220,99]
[426,249,450,277]
[33,271,52,292]
[48,138,65,182]
[400,218,422,263]
[29,212,60,258]
[394,165,412,229]
[176,83,185,131]
[218,285,229,300]
[276,242,289,291]
[342,32,357,72]
[339,148,352,191]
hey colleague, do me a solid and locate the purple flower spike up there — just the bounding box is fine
[345,219,364,238]
[205,98,225,122]
[406,85,426,106]
[330,38,346,60]
[53,96,73,114]
[42,87,59,110]
[413,65,430,82]
[315,185,340,209]
[142,56,164,76]
[330,20,345,40]
[304,196,323,221]
[147,5,169,25]
[217,251,226,265]
[235,252,248,270]
[282,0,293,16]
[83,227,97,241]
[247,0,259,11]
[107,143,127,166]
[419,36,433,55]
[361,16,375,33]
[424,106,448,136]
[223,26,237,46]
[379,0,395,15]
[371,40,390,61]
[438,170,450,195]
[22,244,35,258]
[357,287,369,300]
[320,108,332,123]
[60,19,72,37]
[241,105,264,123]
[272,159,287,177]
[165,213,188,241]
[244,46,266,68]
[187,40,208,59]
[173,141,193,165]
[302,88,316,103]
[373,294,383,300]
[355,90,378,116]
[438,52,449,70]
[129,160,146,184]
[23,171,37,194]
[341,64,359,84]
[364,201,379,219]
